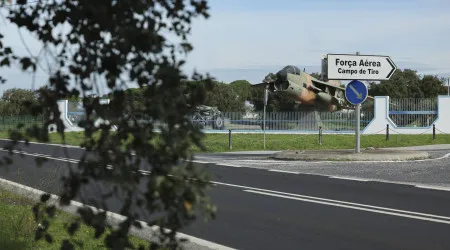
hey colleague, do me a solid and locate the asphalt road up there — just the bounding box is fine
[1,140,450,250]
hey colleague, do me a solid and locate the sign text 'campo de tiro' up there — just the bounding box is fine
[326,54,397,81]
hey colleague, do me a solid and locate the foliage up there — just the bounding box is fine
[0,187,151,249]
[368,69,447,98]
[0,88,40,116]
[204,81,244,112]
[0,0,215,249]
[97,68,448,115]
[229,80,252,101]
[310,72,321,80]
[162,79,248,112]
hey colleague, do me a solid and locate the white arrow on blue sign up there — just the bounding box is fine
[345,80,368,105]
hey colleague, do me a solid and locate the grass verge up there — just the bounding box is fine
[0,131,449,152]
[196,133,450,152]
[0,186,151,250]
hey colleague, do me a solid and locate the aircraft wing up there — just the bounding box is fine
[251,82,268,88]
[310,78,346,91]
[311,79,375,100]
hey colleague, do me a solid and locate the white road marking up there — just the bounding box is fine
[4,148,450,193]
[214,163,243,168]
[3,146,450,226]
[212,181,450,220]
[2,139,450,164]
[0,138,83,149]
[414,185,450,192]
[11,147,445,224]
[268,169,300,174]
[210,180,450,223]
[244,190,450,225]
[328,176,370,182]
[190,160,213,164]
[137,171,450,222]
[225,159,295,163]
[0,149,79,164]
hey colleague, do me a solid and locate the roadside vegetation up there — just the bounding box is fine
[0,187,151,250]
[0,0,448,248]
[195,133,450,152]
[1,131,449,152]
[0,0,217,249]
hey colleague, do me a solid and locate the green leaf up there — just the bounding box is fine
[34,228,44,241]
[0,57,10,66]
[67,222,80,236]
[45,233,53,243]
[61,240,75,250]
[40,193,51,203]
[19,57,36,71]
[4,47,12,54]
[46,205,56,217]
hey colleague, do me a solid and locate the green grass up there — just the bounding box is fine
[0,187,152,250]
[195,133,450,152]
[1,130,449,152]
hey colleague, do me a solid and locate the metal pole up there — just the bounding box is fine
[386,124,389,141]
[263,105,266,150]
[263,86,268,150]
[319,126,323,145]
[356,103,361,153]
[448,77,449,96]
[433,124,436,140]
[355,51,361,153]
[229,129,232,149]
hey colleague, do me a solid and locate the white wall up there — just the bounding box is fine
[362,95,450,135]
[52,96,450,135]
[49,100,114,132]
[53,100,83,132]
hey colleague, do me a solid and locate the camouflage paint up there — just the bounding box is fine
[256,65,351,112]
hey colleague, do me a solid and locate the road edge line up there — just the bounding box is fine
[0,177,235,250]
[0,138,83,149]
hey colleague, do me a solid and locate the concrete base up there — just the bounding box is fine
[271,148,430,161]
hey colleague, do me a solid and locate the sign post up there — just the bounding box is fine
[325,52,395,153]
[345,80,368,153]
[447,77,450,95]
[263,86,268,150]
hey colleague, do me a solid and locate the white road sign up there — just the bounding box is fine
[326,54,397,81]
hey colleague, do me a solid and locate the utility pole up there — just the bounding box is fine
[355,52,361,153]
[321,55,328,81]
[263,85,268,150]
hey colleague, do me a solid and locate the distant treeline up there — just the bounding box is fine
[1,68,447,116]
[114,68,447,113]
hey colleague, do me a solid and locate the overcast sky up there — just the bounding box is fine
[0,0,450,94]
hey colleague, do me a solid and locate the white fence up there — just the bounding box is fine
[362,96,450,134]
[52,96,450,135]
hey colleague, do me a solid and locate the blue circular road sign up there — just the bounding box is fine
[345,80,368,105]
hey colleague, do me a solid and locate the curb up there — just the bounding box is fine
[0,177,235,250]
[271,149,430,162]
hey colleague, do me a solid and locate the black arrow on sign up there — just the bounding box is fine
[386,57,397,79]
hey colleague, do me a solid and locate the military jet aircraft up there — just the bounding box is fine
[253,65,371,112]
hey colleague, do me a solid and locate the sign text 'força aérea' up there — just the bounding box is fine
[326,54,397,81]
